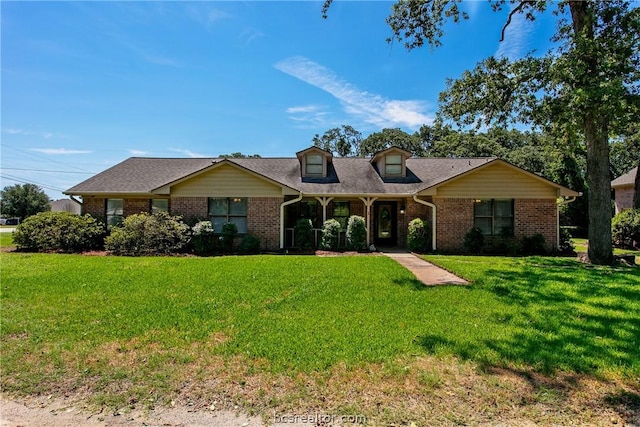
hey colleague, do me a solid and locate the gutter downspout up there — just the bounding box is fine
[280,193,303,249]
[556,195,578,248]
[413,195,437,251]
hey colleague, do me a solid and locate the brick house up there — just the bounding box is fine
[611,166,637,214]
[65,146,580,252]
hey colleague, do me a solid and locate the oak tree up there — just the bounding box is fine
[325,0,640,264]
[0,183,51,220]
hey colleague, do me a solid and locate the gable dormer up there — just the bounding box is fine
[371,146,412,178]
[296,146,333,178]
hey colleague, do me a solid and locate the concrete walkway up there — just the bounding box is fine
[381,250,469,286]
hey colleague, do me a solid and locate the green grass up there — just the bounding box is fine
[1,251,639,412]
[573,238,640,256]
[0,232,14,248]
[422,255,640,375]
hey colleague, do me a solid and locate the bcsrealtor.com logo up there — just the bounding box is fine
[273,412,366,424]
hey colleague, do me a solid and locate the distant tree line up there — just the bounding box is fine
[311,122,639,237]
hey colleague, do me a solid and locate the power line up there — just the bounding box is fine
[0,167,96,174]
[0,174,66,192]
[0,144,94,173]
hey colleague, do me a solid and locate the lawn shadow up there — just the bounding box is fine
[414,258,640,375]
[603,389,640,425]
[392,277,430,291]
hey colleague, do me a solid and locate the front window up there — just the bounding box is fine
[209,197,248,233]
[305,154,323,175]
[332,201,350,230]
[151,199,169,214]
[106,199,124,227]
[385,154,402,175]
[474,199,514,236]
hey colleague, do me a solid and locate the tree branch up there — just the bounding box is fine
[500,1,527,42]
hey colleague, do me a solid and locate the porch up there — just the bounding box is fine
[282,196,430,249]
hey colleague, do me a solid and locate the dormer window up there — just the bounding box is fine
[305,154,324,175]
[385,154,403,176]
[296,146,333,178]
[371,146,411,178]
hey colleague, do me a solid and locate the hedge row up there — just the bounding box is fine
[12,211,261,256]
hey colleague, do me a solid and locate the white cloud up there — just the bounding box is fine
[129,149,149,156]
[274,56,433,130]
[186,5,231,29]
[239,28,264,47]
[31,148,92,155]
[4,128,24,135]
[495,6,533,60]
[285,104,330,127]
[3,128,59,138]
[169,148,206,158]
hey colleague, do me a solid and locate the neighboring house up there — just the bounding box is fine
[50,198,82,214]
[611,166,637,214]
[64,146,580,252]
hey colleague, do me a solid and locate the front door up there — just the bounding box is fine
[374,201,397,246]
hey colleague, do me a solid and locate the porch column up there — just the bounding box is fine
[315,196,334,223]
[359,197,378,246]
[280,193,303,249]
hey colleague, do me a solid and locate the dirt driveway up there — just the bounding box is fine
[0,397,264,427]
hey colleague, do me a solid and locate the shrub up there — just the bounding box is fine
[104,212,189,256]
[320,218,342,250]
[294,218,314,250]
[407,218,431,253]
[463,227,484,254]
[13,211,105,253]
[191,221,217,255]
[520,233,547,255]
[558,228,575,254]
[346,215,367,250]
[612,208,640,249]
[220,222,238,253]
[491,227,518,255]
[238,234,261,254]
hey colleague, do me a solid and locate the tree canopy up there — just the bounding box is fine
[360,128,422,156]
[0,184,51,220]
[324,0,640,264]
[312,125,363,157]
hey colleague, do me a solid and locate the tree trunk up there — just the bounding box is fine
[585,114,614,265]
[569,1,614,265]
[634,160,640,209]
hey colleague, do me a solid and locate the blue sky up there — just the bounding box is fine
[1,1,557,200]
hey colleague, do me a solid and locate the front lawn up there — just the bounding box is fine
[573,238,640,261]
[1,251,638,424]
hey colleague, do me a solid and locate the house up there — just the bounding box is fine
[64,146,580,252]
[611,166,637,213]
[50,198,82,214]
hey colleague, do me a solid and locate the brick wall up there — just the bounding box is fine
[434,198,474,252]
[614,186,634,213]
[248,197,283,251]
[403,197,433,248]
[170,197,208,221]
[82,197,105,218]
[515,199,557,250]
[123,198,151,217]
[432,198,558,252]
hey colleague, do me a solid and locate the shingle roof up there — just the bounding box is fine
[65,156,567,196]
[611,167,638,187]
[65,158,215,194]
